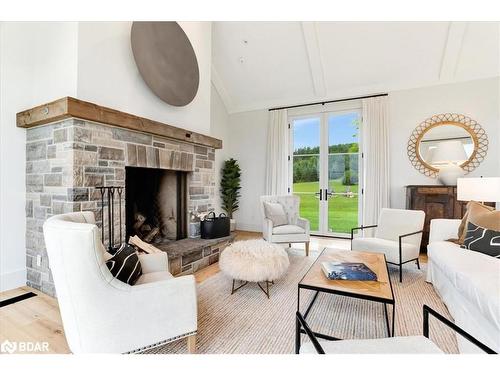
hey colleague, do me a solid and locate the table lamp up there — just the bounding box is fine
[457,177,500,203]
[431,140,467,185]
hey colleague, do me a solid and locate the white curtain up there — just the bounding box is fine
[265,109,289,195]
[362,96,390,225]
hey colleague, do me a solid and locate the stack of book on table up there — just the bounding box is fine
[321,262,377,281]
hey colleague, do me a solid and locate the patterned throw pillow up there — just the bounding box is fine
[462,222,500,258]
[105,244,143,285]
[458,201,497,244]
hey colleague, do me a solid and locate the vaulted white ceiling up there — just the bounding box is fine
[212,22,500,113]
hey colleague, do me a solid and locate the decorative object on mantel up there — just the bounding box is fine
[131,22,199,107]
[220,158,242,231]
[200,212,231,239]
[189,207,208,239]
[16,96,222,149]
[407,113,488,185]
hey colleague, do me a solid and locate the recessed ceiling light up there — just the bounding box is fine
[239,57,245,64]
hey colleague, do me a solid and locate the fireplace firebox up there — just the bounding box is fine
[125,167,188,244]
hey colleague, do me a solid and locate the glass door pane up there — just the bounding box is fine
[292,117,321,232]
[327,112,360,234]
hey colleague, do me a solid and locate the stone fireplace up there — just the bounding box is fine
[21,97,225,296]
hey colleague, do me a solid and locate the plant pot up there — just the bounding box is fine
[230,219,236,232]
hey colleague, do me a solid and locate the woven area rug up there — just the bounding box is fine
[145,248,458,354]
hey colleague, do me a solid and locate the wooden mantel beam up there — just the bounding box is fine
[16,97,222,149]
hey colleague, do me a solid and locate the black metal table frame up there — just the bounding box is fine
[295,252,395,353]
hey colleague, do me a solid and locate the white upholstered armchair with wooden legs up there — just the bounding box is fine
[351,208,425,282]
[260,195,311,256]
[43,212,197,354]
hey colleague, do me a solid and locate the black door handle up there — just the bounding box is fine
[315,190,323,200]
[325,189,333,201]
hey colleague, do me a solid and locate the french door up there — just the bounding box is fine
[289,110,362,237]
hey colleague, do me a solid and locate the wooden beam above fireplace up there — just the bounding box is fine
[16,97,222,149]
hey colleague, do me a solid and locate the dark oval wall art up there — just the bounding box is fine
[131,21,200,107]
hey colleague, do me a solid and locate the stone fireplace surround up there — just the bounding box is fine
[21,98,223,296]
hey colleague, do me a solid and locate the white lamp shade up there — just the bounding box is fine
[457,177,500,202]
[425,146,436,162]
[431,140,467,164]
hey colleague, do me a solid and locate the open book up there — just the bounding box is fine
[321,262,377,281]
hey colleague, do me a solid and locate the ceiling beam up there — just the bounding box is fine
[440,22,468,81]
[301,22,327,97]
[211,65,234,113]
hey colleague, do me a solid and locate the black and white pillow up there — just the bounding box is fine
[462,222,500,258]
[106,244,142,285]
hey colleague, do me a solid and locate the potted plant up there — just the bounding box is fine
[220,158,241,231]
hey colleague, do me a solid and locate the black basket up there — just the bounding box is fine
[200,212,230,239]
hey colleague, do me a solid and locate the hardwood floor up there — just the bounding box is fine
[0,232,425,354]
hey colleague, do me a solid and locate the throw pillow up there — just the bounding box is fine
[462,221,500,258]
[263,202,288,227]
[458,201,497,244]
[105,243,142,285]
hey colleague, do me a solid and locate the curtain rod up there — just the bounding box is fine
[268,93,388,112]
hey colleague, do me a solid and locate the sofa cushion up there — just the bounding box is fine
[458,201,497,244]
[428,241,500,332]
[272,224,305,235]
[351,237,419,263]
[105,244,142,285]
[462,222,500,258]
[263,202,288,227]
[300,336,442,354]
[135,271,173,285]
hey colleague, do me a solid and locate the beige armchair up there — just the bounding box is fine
[351,208,425,282]
[260,195,310,256]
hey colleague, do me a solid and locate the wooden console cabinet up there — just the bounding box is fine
[405,185,494,252]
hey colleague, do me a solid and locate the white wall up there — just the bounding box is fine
[224,78,499,231]
[210,83,230,213]
[389,77,500,208]
[0,22,78,292]
[227,109,269,232]
[77,22,212,134]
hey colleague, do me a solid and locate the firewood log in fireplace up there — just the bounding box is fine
[143,226,160,243]
[129,235,162,254]
[132,212,161,243]
[133,213,146,233]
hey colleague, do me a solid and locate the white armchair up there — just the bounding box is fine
[43,212,197,354]
[351,208,425,282]
[260,195,311,256]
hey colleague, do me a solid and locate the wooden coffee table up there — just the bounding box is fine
[296,248,395,352]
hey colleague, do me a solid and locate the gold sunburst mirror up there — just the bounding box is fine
[407,113,488,184]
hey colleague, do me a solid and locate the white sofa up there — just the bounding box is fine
[43,212,198,354]
[426,219,500,353]
[260,195,310,256]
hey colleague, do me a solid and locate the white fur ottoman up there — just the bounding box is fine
[219,239,290,298]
